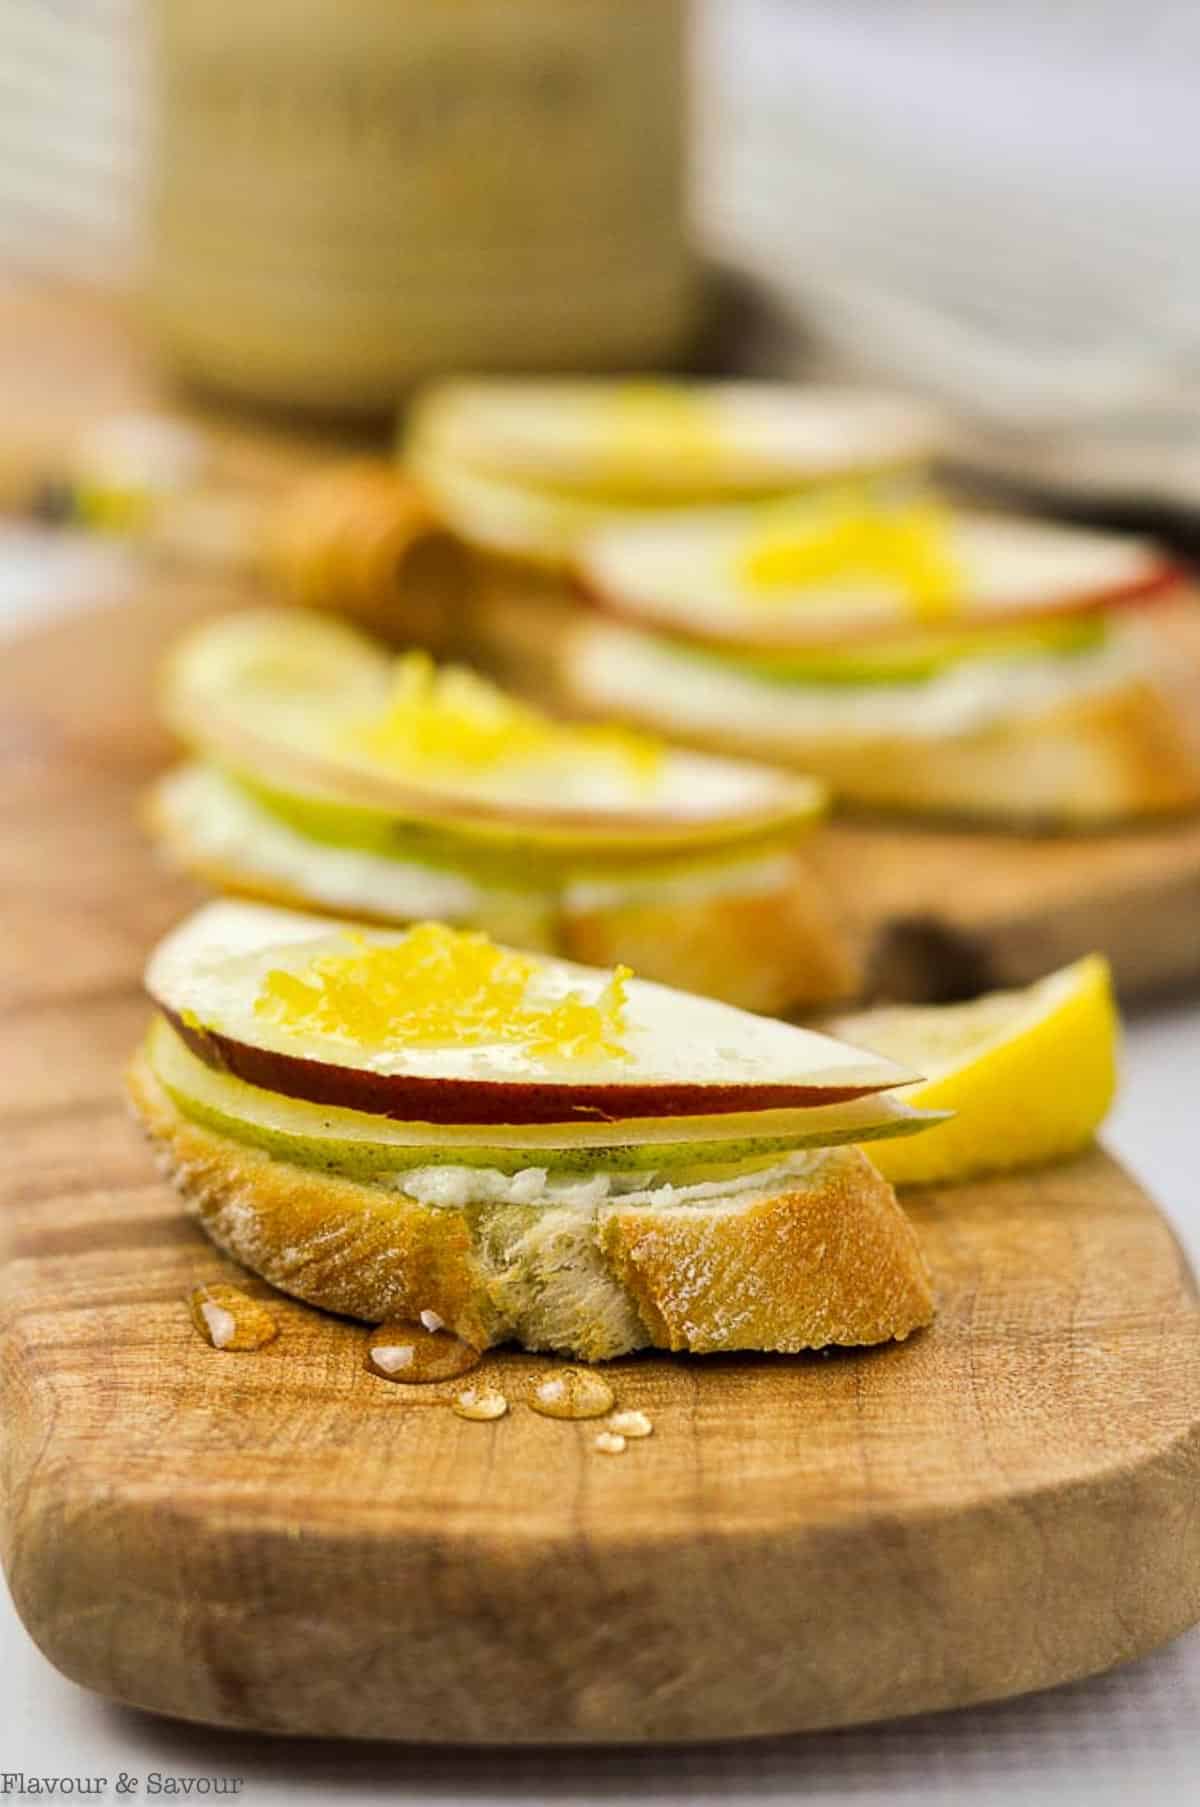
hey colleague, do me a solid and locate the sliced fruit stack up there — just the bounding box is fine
[129,901,944,1360]
[150,608,855,1013]
[405,379,943,573]
[565,492,1198,824]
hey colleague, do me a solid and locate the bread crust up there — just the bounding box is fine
[127,1049,934,1359]
[146,774,859,1009]
[566,624,1200,826]
[598,1158,934,1354]
[559,852,858,1013]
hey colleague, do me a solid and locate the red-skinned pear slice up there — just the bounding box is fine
[160,609,826,856]
[577,506,1178,652]
[406,381,945,501]
[145,902,918,1126]
[145,1017,947,1179]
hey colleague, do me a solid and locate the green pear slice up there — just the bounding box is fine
[146,1016,944,1181]
[407,443,651,569]
[223,773,791,893]
[577,505,1176,651]
[677,614,1110,687]
[145,901,918,1125]
[407,381,942,503]
[161,608,826,865]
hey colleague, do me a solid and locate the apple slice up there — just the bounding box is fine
[161,609,826,865]
[145,1017,945,1180]
[145,902,917,1125]
[407,381,943,503]
[577,504,1179,652]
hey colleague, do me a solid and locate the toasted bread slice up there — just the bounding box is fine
[147,765,859,1009]
[128,1050,933,1360]
[567,619,1200,826]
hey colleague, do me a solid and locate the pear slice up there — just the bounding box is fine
[145,901,917,1126]
[679,614,1110,687]
[577,504,1177,652]
[145,1017,944,1182]
[161,608,826,866]
[407,443,649,569]
[407,381,943,504]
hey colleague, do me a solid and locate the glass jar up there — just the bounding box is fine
[148,0,695,415]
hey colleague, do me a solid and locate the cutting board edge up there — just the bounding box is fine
[5,1224,1200,1746]
[6,1440,1200,1745]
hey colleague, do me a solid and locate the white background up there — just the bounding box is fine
[2,542,1200,1800]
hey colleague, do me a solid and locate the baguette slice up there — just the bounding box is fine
[128,1050,933,1360]
[148,763,859,1010]
[567,618,1200,826]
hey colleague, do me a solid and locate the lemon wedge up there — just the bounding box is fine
[833,955,1119,1186]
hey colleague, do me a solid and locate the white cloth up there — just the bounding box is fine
[0,0,143,282]
[0,526,133,635]
[702,0,1200,439]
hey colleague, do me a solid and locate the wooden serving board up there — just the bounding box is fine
[814,808,1200,1001]
[2,595,1200,1744]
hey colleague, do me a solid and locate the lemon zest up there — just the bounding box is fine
[739,492,963,622]
[254,922,632,1063]
[342,652,662,784]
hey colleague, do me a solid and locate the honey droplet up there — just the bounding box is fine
[608,1409,653,1440]
[365,1320,482,1384]
[593,1431,627,1455]
[189,1283,279,1351]
[452,1386,509,1422]
[529,1367,615,1421]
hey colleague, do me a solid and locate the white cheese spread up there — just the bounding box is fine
[157,763,796,923]
[157,763,542,925]
[572,619,1150,743]
[398,1151,819,1211]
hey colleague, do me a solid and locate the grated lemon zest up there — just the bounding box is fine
[254,922,632,1063]
[739,492,963,621]
[342,651,662,784]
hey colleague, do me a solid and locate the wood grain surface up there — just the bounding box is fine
[2,593,1200,1744]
